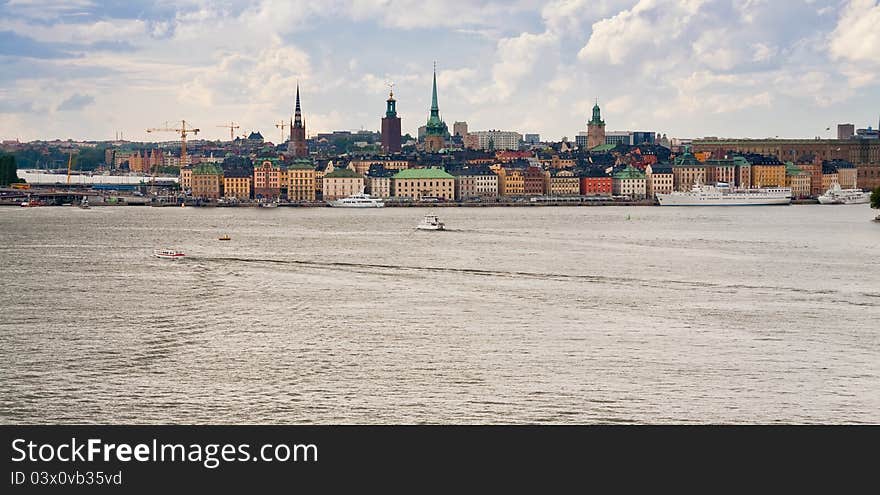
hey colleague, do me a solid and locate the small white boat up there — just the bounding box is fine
[416,214,445,231]
[79,198,90,209]
[259,201,279,208]
[154,249,185,259]
[817,183,870,205]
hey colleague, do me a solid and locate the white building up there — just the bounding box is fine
[468,130,523,150]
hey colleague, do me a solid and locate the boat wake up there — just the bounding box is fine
[192,255,869,301]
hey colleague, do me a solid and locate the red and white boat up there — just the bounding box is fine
[153,249,185,259]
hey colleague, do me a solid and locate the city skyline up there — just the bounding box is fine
[1,0,879,142]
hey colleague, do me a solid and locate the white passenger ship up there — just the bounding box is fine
[657,182,791,206]
[329,191,385,208]
[817,183,870,205]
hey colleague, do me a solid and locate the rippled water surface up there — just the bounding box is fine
[1,205,878,424]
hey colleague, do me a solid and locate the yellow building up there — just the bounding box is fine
[751,162,786,187]
[179,166,193,191]
[223,171,251,200]
[191,163,223,200]
[392,167,455,200]
[322,168,364,200]
[548,169,579,195]
[785,162,811,199]
[494,167,525,197]
[287,160,316,201]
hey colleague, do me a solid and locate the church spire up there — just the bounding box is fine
[430,61,439,119]
[293,83,303,129]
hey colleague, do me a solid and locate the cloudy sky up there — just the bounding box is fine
[1,0,879,143]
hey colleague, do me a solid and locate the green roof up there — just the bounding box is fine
[192,163,222,175]
[785,161,808,176]
[392,167,454,179]
[590,144,616,152]
[325,168,362,178]
[288,159,315,170]
[673,152,703,167]
[613,165,645,179]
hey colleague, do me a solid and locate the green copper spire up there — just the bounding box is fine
[589,98,605,126]
[425,62,448,137]
[430,62,439,118]
[385,84,397,118]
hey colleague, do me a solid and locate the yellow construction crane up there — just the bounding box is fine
[275,120,288,144]
[216,121,240,142]
[146,120,200,167]
[66,151,76,186]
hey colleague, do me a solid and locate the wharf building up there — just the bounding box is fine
[392,167,454,200]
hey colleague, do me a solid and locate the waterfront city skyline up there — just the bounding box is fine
[2,0,880,143]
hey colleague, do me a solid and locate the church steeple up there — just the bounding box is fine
[430,62,439,120]
[293,83,303,129]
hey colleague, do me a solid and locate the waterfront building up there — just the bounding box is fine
[381,88,402,153]
[191,163,223,200]
[734,156,751,190]
[523,166,548,196]
[548,169,580,196]
[450,165,498,200]
[392,167,455,200]
[612,165,646,199]
[287,84,308,157]
[749,155,786,187]
[587,101,606,149]
[179,166,192,191]
[831,160,857,189]
[691,138,880,168]
[423,66,449,152]
[579,171,613,196]
[494,167,525,197]
[223,168,252,200]
[253,159,283,200]
[288,159,316,201]
[705,158,737,185]
[468,130,523,151]
[672,150,707,191]
[323,168,364,200]
[645,163,674,199]
[785,162,811,199]
[366,165,393,198]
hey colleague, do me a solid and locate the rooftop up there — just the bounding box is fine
[393,167,454,179]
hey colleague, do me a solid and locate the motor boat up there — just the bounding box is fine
[416,214,445,231]
[154,249,186,259]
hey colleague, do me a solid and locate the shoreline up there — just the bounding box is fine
[1,199,823,207]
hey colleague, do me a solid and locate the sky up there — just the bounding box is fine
[1,0,879,143]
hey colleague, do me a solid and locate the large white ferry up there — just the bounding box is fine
[329,191,385,208]
[657,182,791,206]
[817,183,870,205]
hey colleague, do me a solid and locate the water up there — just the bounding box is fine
[1,205,878,424]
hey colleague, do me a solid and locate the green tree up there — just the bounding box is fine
[871,186,880,210]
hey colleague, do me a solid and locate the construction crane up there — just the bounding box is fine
[275,120,289,144]
[146,120,200,167]
[66,151,76,186]
[216,121,240,142]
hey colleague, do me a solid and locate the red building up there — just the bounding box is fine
[523,166,547,196]
[580,176,612,196]
[381,89,401,153]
